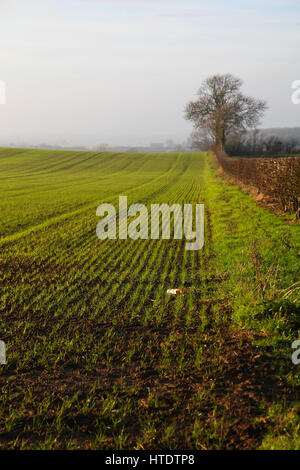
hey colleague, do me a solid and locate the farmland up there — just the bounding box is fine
[0,148,299,449]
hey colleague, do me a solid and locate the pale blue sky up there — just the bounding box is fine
[0,0,299,146]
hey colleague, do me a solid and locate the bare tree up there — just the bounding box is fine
[188,128,214,151]
[185,74,267,150]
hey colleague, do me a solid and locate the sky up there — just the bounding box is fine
[0,0,299,147]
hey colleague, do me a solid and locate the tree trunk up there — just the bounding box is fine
[221,128,226,149]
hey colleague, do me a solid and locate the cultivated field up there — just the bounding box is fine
[0,148,299,449]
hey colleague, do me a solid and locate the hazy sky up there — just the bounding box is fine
[0,0,300,146]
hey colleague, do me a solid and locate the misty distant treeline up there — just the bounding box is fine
[188,127,300,156]
[225,129,300,156]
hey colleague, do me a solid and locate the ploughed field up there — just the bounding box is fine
[0,148,299,449]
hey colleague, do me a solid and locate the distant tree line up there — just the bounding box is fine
[225,130,300,157]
